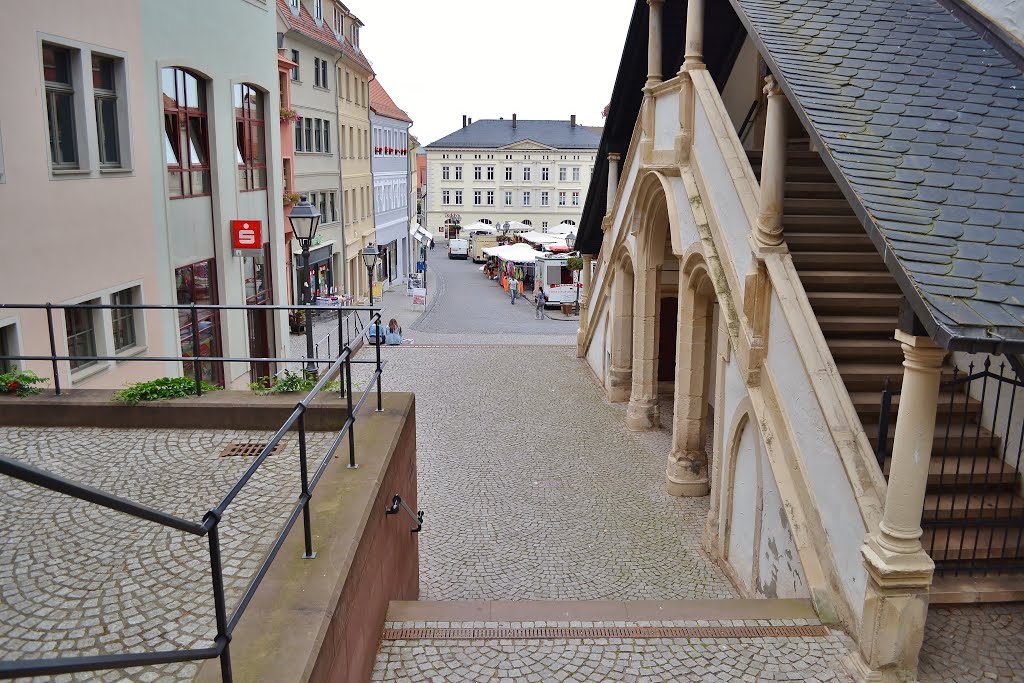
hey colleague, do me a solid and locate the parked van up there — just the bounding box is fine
[448,238,470,259]
[535,253,579,305]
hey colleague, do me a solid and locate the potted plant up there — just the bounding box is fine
[280,108,299,123]
[283,191,300,206]
[0,369,47,397]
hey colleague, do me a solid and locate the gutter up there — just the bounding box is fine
[334,52,349,297]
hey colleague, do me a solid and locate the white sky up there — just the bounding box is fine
[357,0,636,145]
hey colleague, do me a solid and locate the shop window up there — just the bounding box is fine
[175,259,223,386]
[65,301,99,371]
[111,287,139,352]
[43,43,80,169]
[235,83,266,191]
[162,67,210,198]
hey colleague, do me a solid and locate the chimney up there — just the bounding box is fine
[468,117,472,125]
[571,114,576,128]
[512,113,517,129]
[462,115,467,128]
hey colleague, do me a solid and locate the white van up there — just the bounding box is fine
[448,238,470,259]
[535,253,580,305]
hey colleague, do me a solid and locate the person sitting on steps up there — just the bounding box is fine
[385,318,403,346]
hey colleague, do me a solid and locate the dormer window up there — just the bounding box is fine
[350,24,359,47]
[289,0,298,10]
[333,6,342,34]
[313,0,322,22]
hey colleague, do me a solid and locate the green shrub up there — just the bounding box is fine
[565,255,585,273]
[0,369,47,397]
[249,369,358,396]
[113,377,221,405]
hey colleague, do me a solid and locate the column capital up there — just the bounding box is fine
[647,0,665,6]
[763,74,784,99]
[607,152,622,162]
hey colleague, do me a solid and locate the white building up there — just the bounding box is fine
[369,78,413,288]
[424,116,601,236]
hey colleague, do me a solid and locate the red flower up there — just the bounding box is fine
[7,380,20,391]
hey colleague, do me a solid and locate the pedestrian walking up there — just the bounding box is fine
[509,274,518,305]
[535,288,546,319]
[429,238,435,251]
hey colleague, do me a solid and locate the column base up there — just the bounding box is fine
[625,398,660,431]
[666,449,710,497]
[607,366,632,403]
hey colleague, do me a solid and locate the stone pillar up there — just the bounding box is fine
[577,254,595,358]
[667,268,710,496]
[646,0,665,88]
[683,0,704,69]
[608,267,634,403]
[626,268,660,431]
[850,332,944,683]
[607,153,621,213]
[754,75,788,249]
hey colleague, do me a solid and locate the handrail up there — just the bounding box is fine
[0,307,387,682]
[738,99,760,143]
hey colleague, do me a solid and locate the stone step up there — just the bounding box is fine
[784,198,856,216]
[818,315,898,337]
[785,181,846,199]
[385,598,821,624]
[807,291,903,315]
[786,232,874,252]
[868,423,1002,459]
[746,149,827,166]
[784,214,865,233]
[849,391,984,422]
[923,492,1024,521]
[924,527,1024,562]
[838,362,956,392]
[881,453,1019,490]
[930,573,1024,603]
[826,338,903,361]
[803,271,900,294]
[790,251,889,271]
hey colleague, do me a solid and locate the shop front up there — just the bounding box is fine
[294,243,335,301]
[175,258,224,387]
[244,243,275,384]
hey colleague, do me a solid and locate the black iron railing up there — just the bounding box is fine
[0,302,390,681]
[875,356,1024,577]
[738,99,760,144]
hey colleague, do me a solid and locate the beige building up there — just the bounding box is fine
[424,116,601,236]
[577,1,1024,682]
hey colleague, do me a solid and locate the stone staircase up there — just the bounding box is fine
[372,599,854,681]
[748,144,1024,578]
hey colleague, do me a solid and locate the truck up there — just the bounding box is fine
[534,253,580,306]
[470,234,498,262]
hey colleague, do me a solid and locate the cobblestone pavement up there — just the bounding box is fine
[372,620,854,682]
[918,603,1024,682]
[0,427,333,682]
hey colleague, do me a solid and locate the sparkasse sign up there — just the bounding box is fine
[231,220,263,251]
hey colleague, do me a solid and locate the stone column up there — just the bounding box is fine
[850,332,944,683]
[754,76,788,249]
[608,267,634,403]
[683,0,704,69]
[626,268,660,431]
[577,254,595,358]
[607,153,621,213]
[646,0,665,88]
[667,269,711,496]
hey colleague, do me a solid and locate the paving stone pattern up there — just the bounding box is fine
[918,603,1024,683]
[0,427,333,682]
[372,619,855,682]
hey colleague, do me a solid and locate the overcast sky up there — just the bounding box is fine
[357,0,636,146]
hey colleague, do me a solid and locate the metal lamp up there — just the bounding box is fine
[565,233,580,315]
[288,195,321,378]
[362,243,380,305]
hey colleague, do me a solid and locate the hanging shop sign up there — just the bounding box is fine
[231,220,263,254]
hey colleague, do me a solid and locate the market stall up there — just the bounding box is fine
[481,243,544,294]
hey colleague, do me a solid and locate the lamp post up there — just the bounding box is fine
[362,243,380,306]
[288,195,322,378]
[565,232,580,315]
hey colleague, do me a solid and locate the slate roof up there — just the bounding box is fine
[276,0,373,74]
[426,119,602,150]
[369,78,412,123]
[733,0,1024,351]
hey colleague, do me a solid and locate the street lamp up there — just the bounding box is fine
[362,243,380,306]
[288,195,321,378]
[565,232,580,315]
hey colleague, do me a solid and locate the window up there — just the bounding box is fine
[559,167,567,181]
[65,302,98,371]
[162,67,210,198]
[455,166,463,180]
[351,24,359,47]
[314,119,322,152]
[0,323,17,373]
[572,191,580,206]
[523,191,531,206]
[291,49,300,81]
[324,121,331,153]
[504,191,513,206]
[455,190,463,205]
[289,0,298,8]
[305,118,312,152]
[334,6,342,33]
[320,59,328,89]
[487,166,495,180]
[442,165,450,180]
[541,167,549,181]
[559,191,567,206]
[345,71,351,100]
[43,44,79,168]
[487,190,494,205]
[541,191,549,206]
[314,57,321,87]
[234,83,266,191]
[176,260,222,386]
[542,221,549,229]
[442,190,450,205]
[474,166,482,180]
[523,167,531,181]
[314,0,322,21]
[294,119,302,152]
[572,166,581,181]
[474,190,481,205]
[505,167,512,181]
[92,55,121,167]
[522,219,532,226]
[318,192,327,219]
[330,192,337,222]
[111,288,137,352]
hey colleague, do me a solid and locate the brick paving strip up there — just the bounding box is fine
[382,624,830,640]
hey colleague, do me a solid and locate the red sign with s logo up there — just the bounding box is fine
[231,220,263,250]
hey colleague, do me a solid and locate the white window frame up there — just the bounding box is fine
[474,190,481,205]
[454,190,463,205]
[455,166,463,180]
[572,191,580,206]
[522,191,530,206]
[504,191,513,207]
[505,166,512,181]
[474,166,482,180]
[314,0,323,21]
[559,191,567,206]
[541,167,549,181]
[523,167,531,181]
[572,166,581,181]
[442,165,450,180]
[540,191,549,206]
[442,189,450,205]
[487,166,494,180]
[559,167,567,181]
[487,190,494,205]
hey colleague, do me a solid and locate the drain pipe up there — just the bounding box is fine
[334,53,349,297]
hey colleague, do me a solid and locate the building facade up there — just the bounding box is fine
[370,78,413,288]
[0,0,286,390]
[424,117,600,236]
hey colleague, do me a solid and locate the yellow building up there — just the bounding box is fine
[335,7,375,299]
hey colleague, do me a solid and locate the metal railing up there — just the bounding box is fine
[875,356,1024,576]
[0,302,389,681]
[738,99,760,144]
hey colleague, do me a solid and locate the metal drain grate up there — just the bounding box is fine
[220,441,281,458]
[381,625,829,641]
